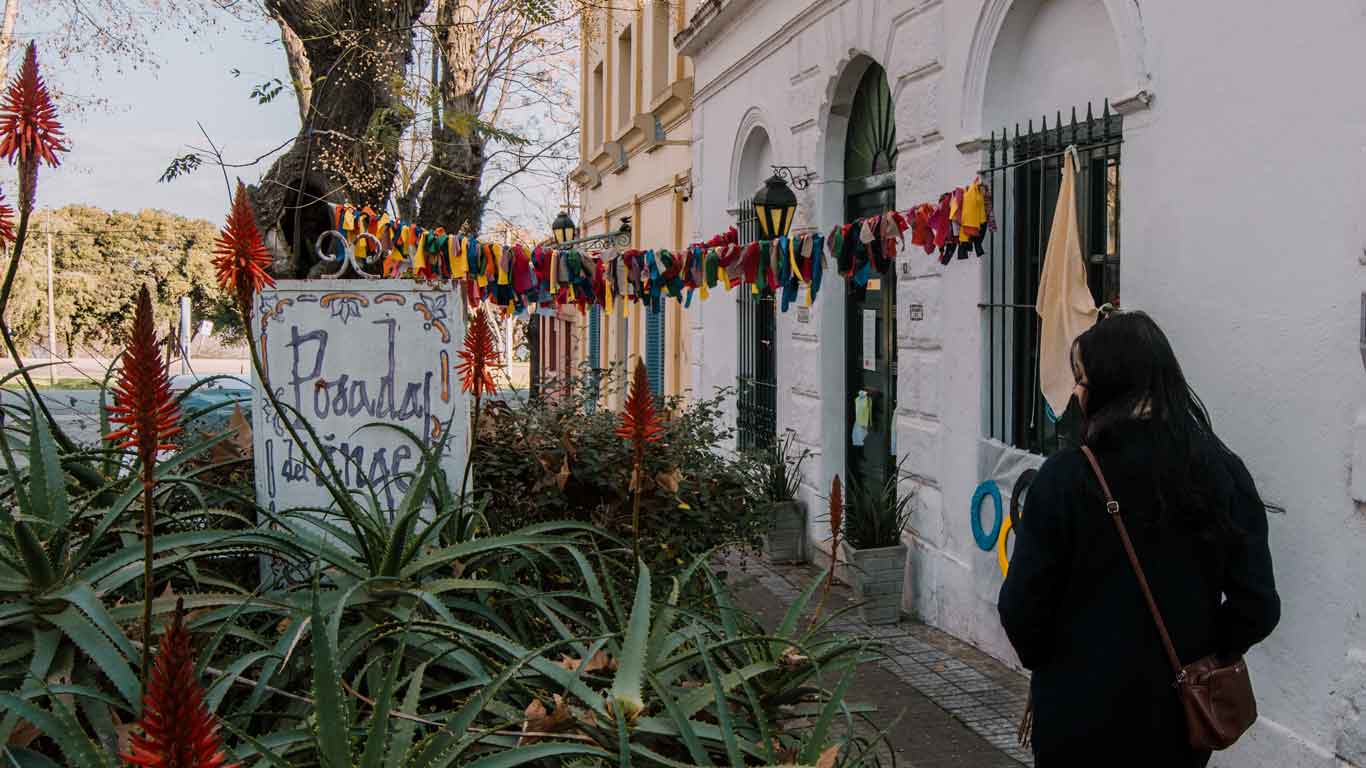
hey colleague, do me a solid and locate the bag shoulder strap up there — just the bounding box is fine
[1080,445,1185,679]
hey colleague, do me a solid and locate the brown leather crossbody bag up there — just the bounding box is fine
[1080,445,1257,751]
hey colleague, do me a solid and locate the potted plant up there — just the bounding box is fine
[756,431,812,563]
[840,465,914,625]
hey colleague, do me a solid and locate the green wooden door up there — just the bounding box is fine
[844,62,898,496]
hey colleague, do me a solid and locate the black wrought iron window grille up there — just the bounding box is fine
[736,199,778,452]
[980,101,1122,456]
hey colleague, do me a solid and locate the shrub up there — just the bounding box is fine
[476,368,767,579]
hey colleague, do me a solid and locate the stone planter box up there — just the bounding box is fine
[764,500,807,563]
[840,541,907,625]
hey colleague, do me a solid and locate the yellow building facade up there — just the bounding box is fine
[570,0,695,407]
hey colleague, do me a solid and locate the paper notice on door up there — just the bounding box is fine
[862,309,876,371]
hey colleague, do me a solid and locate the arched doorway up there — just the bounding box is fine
[735,125,777,450]
[844,61,898,495]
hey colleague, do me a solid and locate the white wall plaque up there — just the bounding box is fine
[252,280,471,543]
[862,309,877,371]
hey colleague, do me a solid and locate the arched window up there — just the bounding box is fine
[979,0,1124,455]
[736,125,776,450]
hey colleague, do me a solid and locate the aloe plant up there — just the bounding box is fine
[0,395,313,757]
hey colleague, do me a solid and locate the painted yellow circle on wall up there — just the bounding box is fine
[997,513,1014,578]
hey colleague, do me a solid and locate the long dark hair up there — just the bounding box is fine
[1071,311,1249,534]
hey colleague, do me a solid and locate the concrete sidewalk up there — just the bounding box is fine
[723,551,1033,767]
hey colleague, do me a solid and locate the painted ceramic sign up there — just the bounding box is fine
[252,280,470,561]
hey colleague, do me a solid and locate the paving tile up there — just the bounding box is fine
[724,550,1032,767]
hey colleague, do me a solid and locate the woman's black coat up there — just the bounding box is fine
[998,422,1280,767]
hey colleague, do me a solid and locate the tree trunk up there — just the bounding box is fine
[276,14,312,123]
[416,91,486,232]
[416,0,486,233]
[250,0,427,277]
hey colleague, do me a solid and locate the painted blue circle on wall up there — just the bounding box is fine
[971,480,1004,551]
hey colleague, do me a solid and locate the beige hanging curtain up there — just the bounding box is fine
[1035,147,1098,419]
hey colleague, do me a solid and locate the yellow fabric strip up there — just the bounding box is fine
[495,243,509,286]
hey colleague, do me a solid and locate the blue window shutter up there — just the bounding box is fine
[646,304,664,397]
[588,306,601,369]
[588,306,602,410]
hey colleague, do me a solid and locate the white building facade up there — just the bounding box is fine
[676,1,1366,765]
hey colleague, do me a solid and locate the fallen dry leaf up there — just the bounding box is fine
[7,719,38,748]
[558,649,617,674]
[556,458,571,490]
[228,405,252,453]
[779,646,811,669]
[816,744,841,768]
[519,694,574,746]
[655,467,683,494]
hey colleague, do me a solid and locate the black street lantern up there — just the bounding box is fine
[753,173,798,240]
[552,211,577,245]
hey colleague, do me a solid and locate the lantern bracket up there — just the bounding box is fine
[770,165,813,190]
[554,217,633,250]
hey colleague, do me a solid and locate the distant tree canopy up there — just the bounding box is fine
[9,206,242,357]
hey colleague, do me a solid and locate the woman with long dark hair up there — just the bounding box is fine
[998,311,1280,767]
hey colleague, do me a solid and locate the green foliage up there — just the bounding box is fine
[515,0,557,24]
[13,206,243,355]
[159,152,203,182]
[444,110,532,146]
[475,368,768,579]
[842,461,915,551]
[0,388,305,760]
[250,78,285,105]
[1,360,892,767]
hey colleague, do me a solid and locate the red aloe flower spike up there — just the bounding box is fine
[0,43,66,170]
[0,187,15,248]
[456,308,499,399]
[213,182,275,314]
[616,358,664,450]
[124,599,239,768]
[107,286,182,463]
[107,286,181,681]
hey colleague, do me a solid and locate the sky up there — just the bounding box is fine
[32,12,566,231]
[40,16,300,223]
